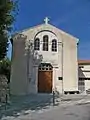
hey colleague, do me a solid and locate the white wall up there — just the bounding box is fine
[29,30,63,93]
[34,31,59,65]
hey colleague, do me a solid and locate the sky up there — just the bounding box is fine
[7,0,90,60]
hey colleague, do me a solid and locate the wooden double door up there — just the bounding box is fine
[38,63,53,93]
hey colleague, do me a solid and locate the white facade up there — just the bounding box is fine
[10,23,79,95]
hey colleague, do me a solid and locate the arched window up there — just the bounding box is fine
[52,39,57,52]
[43,35,48,51]
[34,38,40,50]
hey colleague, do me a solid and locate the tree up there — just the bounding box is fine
[0,58,11,83]
[0,0,17,60]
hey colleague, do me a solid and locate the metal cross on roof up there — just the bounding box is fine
[44,17,50,24]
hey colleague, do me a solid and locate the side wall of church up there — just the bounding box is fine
[62,34,78,91]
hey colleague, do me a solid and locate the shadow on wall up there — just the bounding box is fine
[10,33,43,84]
[0,94,60,119]
[19,32,44,66]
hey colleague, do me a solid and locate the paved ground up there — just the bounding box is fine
[31,103,90,120]
[1,94,90,120]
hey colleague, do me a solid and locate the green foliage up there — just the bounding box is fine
[0,58,11,83]
[0,0,17,60]
[0,31,8,60]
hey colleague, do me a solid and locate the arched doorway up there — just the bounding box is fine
[38,63,53,93]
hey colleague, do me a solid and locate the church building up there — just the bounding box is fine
[10,18,79,95]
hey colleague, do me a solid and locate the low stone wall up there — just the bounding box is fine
[0,75,9,103]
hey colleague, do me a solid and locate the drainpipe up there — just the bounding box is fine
[62,43,64,95]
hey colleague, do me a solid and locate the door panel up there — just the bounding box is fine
[38,71,52,93]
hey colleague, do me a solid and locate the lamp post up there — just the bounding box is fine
[52,66,56,106]
[52,89,55,106]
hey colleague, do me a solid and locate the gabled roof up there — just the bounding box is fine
[12,23,79,42]
[78,60,90,65]
[12,24,43,38]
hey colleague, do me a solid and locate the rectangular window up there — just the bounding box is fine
[58,77,62,80]
[79,77,90,80]
[79,66,84,68]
